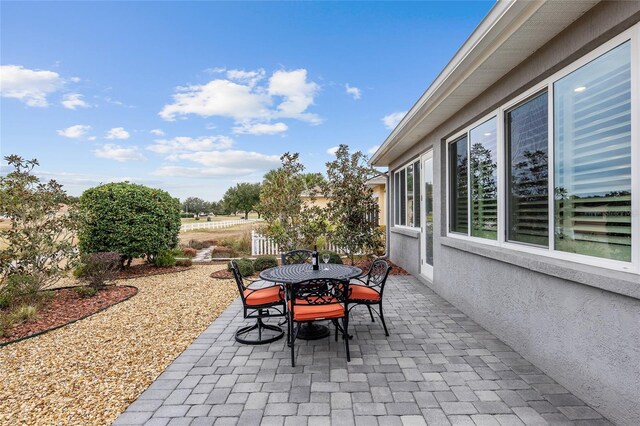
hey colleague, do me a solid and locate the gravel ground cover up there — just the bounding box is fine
[0,264,236,426]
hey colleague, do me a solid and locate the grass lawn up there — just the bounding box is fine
[180,212,260,224]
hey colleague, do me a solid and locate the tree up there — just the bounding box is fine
[325,145,381,264]
[259,153,306,250]
[222,183,261,219]
[78,182,181,266]
[0,155,79,293]
[302,172,326,195]
[182,197,207,215]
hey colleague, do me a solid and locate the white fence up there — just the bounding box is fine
[251,231,346,256]
[181,218,261,232]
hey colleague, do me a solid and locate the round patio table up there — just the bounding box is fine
[260,263,362,340]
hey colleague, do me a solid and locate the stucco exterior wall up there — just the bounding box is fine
[386,2,640,424]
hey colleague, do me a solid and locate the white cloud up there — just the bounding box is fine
[94,144,145,162]
[345,84,361,100]
[159,68,321,128]
[153,166,256,178]
[268,69,321,123]
[382,111,407,130]
[233,122,288,135]
[226,68,266,87]
[105,127,130,140]
[169,149,279,169]
[327,146,339,155]
[61,93,89,110]
[147,136,234,154]
[368,145,380,155]
[160,79,270,122]
[88,136,97,141]
[0,65,64,107]
[150,129,165,136]
[156,149,280,177]
[57,124,91,139]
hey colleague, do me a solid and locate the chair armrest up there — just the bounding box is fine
[350,276,368,286]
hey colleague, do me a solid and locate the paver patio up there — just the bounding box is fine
[115,275,611,426]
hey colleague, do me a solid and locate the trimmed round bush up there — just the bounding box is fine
[227,258,254,277]
[320,250,343,264]
[253,256,278,271]
[78,183,181,265]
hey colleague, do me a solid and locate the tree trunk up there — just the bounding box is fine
[244,211,249,220]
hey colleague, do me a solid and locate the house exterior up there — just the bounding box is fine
[370,1,640,424]
[366,173,387,227]
[301,178,387,227]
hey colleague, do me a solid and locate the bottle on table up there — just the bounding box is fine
[312,245,319,271]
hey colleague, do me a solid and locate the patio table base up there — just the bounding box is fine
[297,322,330,340]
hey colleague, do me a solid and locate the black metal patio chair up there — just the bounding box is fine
[348,259,392,336]
[287,278,351,366]
[230,260,286,345]
[281,249,313,265]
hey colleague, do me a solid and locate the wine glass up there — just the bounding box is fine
[322,253,330,270]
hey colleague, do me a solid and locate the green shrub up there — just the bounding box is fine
[74,286,98,298]
[0,274,41,307]
[78,182,181,266]
[253,256,278,271]
[227,258,254,277]
[75,252,121,289]
[153,250,176,268]
[14,305,37,322]
[175,258,193,267]
[320,250,343,265]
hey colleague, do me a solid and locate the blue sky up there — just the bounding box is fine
[1,1,493,200]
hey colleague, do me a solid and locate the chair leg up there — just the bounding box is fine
[366,305,375,322]
[290,321,296,367]
[342,316,350,362]
[378,302,389,337]
[333,319,339,342]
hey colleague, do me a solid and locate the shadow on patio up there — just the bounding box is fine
[115,275,610,426]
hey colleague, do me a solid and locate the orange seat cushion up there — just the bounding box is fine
[349,285,381,301]
[244,286,283,306]
[291,303,345,321]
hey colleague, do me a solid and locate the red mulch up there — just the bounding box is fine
[116,264,192,279]
[210,258,409,280]
[352,259,410,276]
[0,286,137,344]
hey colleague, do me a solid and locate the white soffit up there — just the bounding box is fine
[371,0,599,166]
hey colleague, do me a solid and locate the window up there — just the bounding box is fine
[506,92,549,246]
[448,119,498,239]
[449,136,469,234]
[470,118,498,239]
[554,41,631,262]
[394,160,421,227]
[446,31,637,272]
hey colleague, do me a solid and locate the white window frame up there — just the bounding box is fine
[445,24,639,274]
[393,159,421,229]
